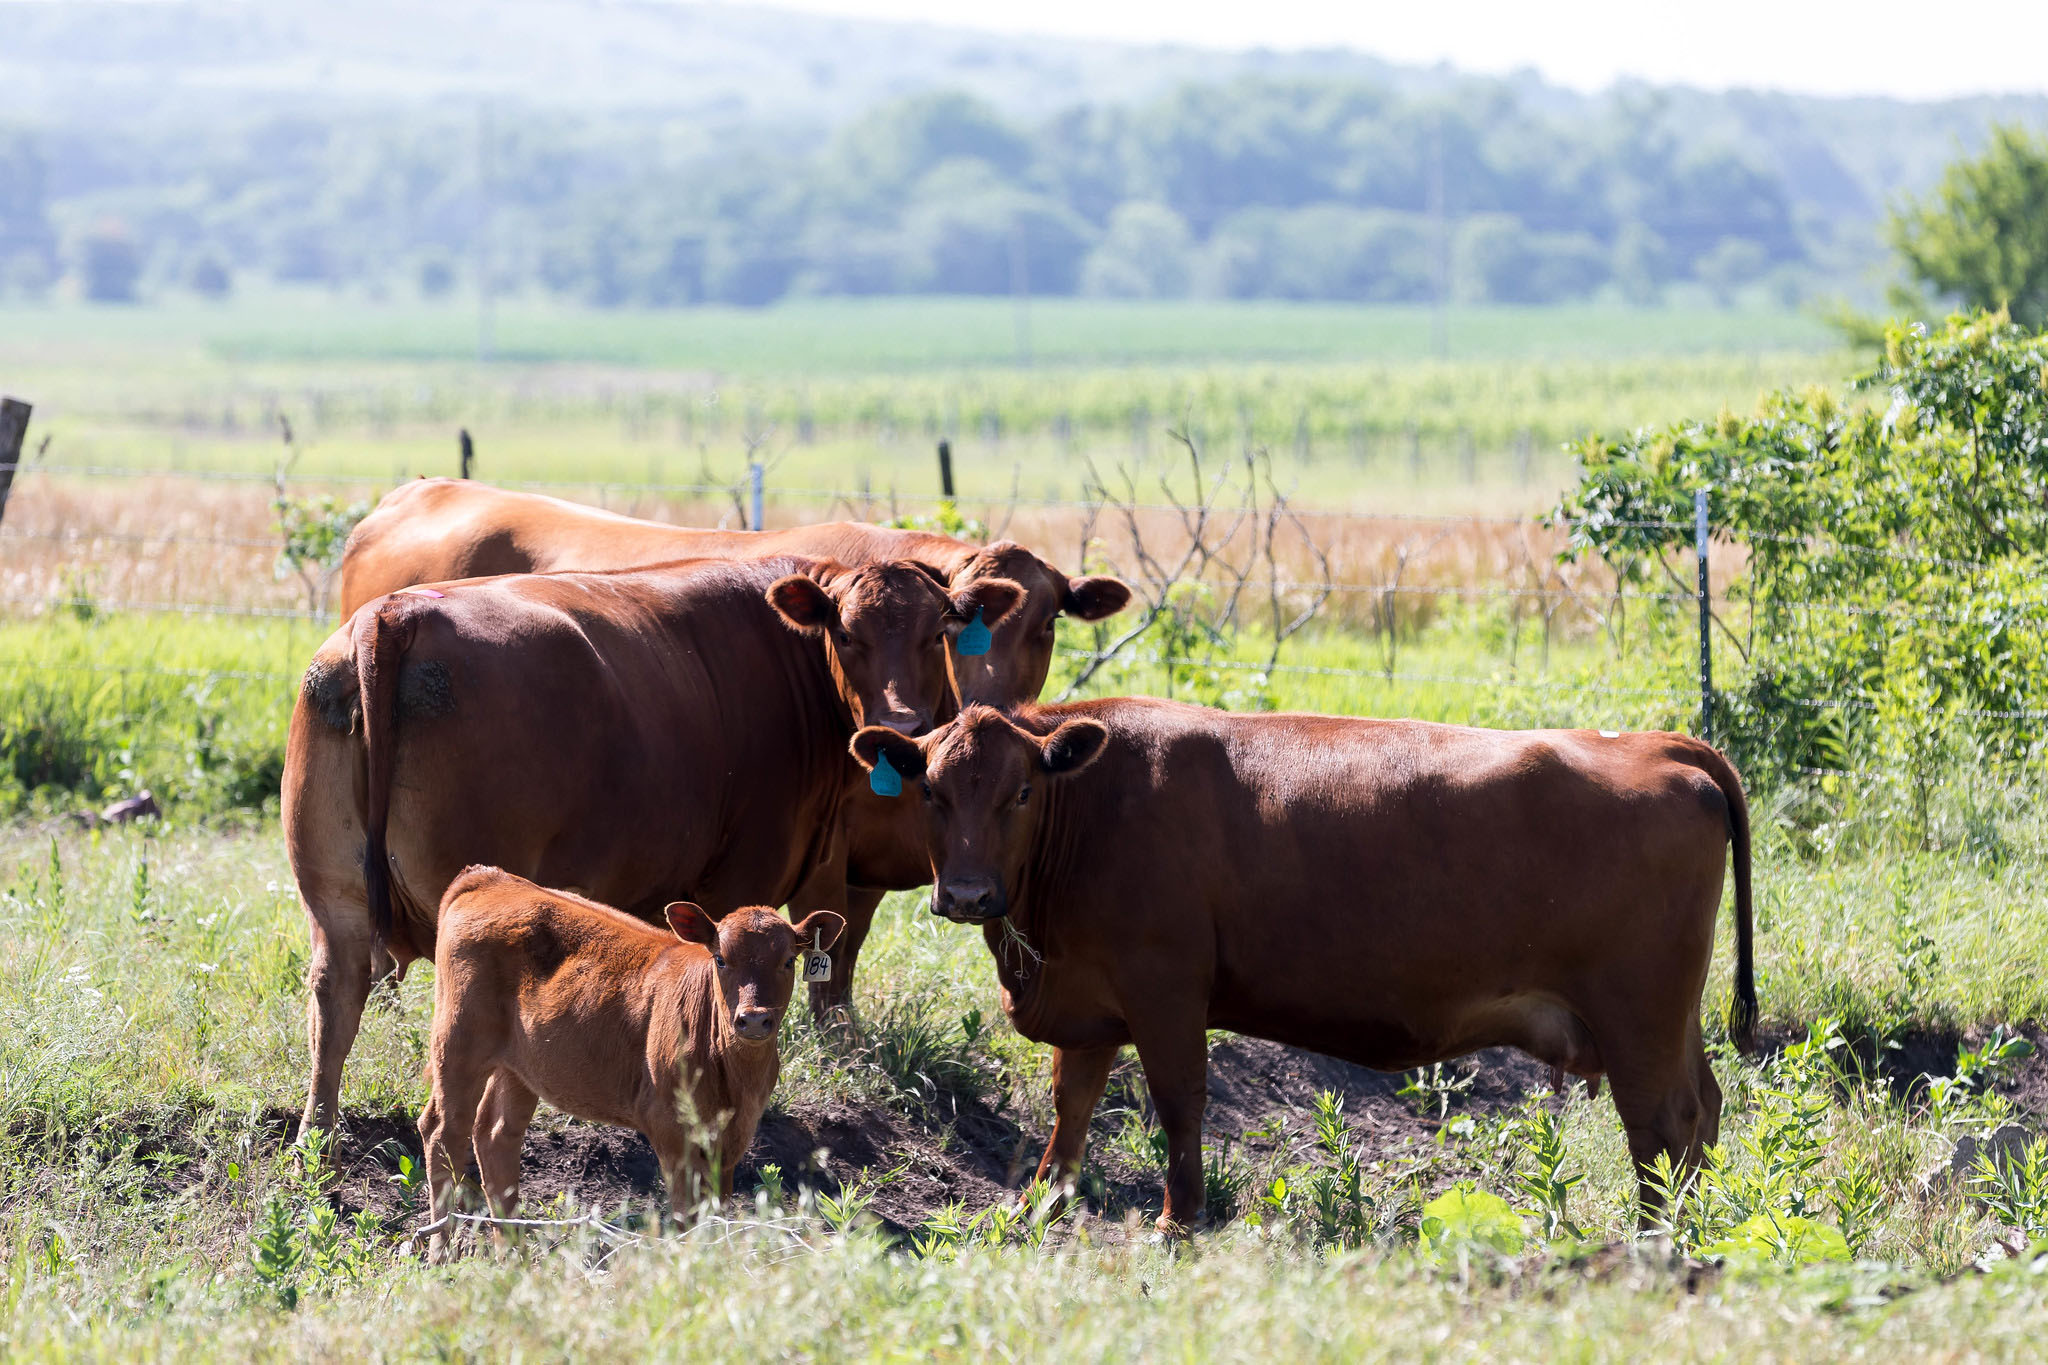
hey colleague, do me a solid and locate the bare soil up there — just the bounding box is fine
[256,1025,2048,1238]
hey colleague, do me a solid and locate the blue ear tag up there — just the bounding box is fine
[869,750,903,797]
[954,607,991,657]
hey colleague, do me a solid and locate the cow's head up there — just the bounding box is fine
[849,705,1108,923]
[769,560,1022,737]
[666,903,845,1043]
[944,541,1130,709]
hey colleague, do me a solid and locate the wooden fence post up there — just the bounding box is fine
[937,440,955,499]
[459,428,475,479]
[0,397,30,532]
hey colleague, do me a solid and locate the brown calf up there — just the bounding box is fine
[419,867,842,1256]
[852,700,1756,1231]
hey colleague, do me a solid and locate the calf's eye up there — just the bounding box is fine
[712,954,726,968]
[1016,785,1031,806]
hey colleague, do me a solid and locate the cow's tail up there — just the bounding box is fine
[353,601,415,954]
[1690,742,1757,1053]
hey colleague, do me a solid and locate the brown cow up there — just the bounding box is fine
[850,701,1757,1231]
[338,479,1131,1016]
[419,866,842,1258]
[284,554,1018,1139]
[336,479,1130,708]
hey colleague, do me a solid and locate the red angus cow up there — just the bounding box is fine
[284,555,1018,1139]
[851,700,1756,1230]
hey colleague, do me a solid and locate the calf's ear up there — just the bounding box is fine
[792,910,846,952]
[849,726,928,784]
[948,577,1023,633]
[1063,575,1131,621]
[664,901,720,949]
[767,574,840,634]
[1039,718,1109,777]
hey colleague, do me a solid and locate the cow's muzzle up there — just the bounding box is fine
[933,878,1005,923]
[733,1008,779,1042]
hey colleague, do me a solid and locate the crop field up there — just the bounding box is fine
[7,300,2048,1360]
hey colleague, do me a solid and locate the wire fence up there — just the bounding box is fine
[4,459,2047,766]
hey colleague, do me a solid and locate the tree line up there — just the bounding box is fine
[0,75,1994,309]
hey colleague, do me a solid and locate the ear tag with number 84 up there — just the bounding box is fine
[802,949,834,983]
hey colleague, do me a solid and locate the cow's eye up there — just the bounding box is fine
[712,954,726,969]
[1016,785,1031,806]
[1044,616,1059,634]
[786,956,798,971]
[920,779,933,803]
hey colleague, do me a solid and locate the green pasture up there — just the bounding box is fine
[0,294,1851,511]
[10,292,1841,373]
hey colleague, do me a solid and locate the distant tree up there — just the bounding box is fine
[0,131,55,283]
[1611,221,1668,306]
[1079,201,1192,298]
[1695,237,1770,307]
[1890,123,2048,328]
[1217,205,1431,303]
[77,223,143,303]
[418,255,455,298]
[189,254,232,298]
[1453,214,1608,303]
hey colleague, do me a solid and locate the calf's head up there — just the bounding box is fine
[945,542,1130,709]
[849,706,1109,923]
[769,561,1022,736]
[665,903,845,1043]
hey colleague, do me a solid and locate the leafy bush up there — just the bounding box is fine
[1555,312,2048,795]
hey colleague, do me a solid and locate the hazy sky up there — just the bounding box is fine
[738,0,2048,100]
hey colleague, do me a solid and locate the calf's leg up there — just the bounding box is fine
[473,1071,540,1218]
[419,1061,489,1263]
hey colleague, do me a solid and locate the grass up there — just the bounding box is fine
[4,812,2048,1354]
[7,292,1844,373]
[4,594,2048,1351]
[0,292,1854,512]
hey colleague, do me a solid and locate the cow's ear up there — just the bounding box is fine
[948,577,1023,633]
[1039,718,1109,777]
[908,560,952,595]
[849,726,927,784]
[767,574,840,634]
[1063,575,1131,621]
[664,901,720,949]
[791,910,845,952]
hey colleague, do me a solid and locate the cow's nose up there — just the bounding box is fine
[934,879,1003,922]
[876,709,928,737]
[734,1008,778,1041]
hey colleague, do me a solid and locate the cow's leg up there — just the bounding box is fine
[1604,1038,1708,1226]
[1032,1044,1118,1205]
[301,911,375,1142]
[809,886,886,1026]
[473,1071,539,1219]
[419,1058,488,1263]
[1127,1016,1210,1234]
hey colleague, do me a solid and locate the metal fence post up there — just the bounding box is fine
[1695,487,1713,742]
[459,428,474,480]
[748,461,764,531]
[0,397,29,532]
[936,439,955,499]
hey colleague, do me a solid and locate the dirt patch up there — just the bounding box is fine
[143,1024,2048,1237]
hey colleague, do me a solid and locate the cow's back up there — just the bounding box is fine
[1025,703,1736,1067]
[338,479,971,616]
[290,557,851,957]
